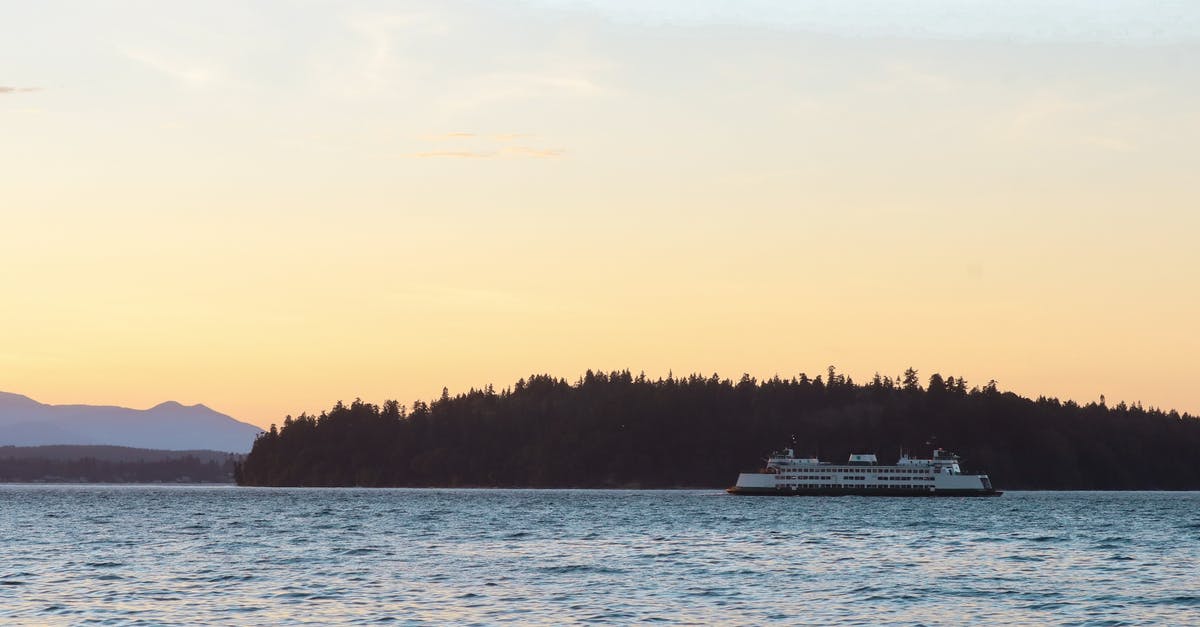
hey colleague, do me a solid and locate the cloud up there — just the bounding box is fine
[121,48,221,88]
[410,146,564,160]
[502,146,564,158]
[493,133,534,142]
[1007,94,1083,138]
[445,71,606,112]
[0,86,40,94]
[411,133,563,159]
[1082,135,1136,152]
[422,132,537,142]
[876,61,954,93]
[519,0,1200,46]
[322,9,610,109]
[341,12,449,94]
[421,132,478,140]
[999,89,1152,152]
[412,151,494,159]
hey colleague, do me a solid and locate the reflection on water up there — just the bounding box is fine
[2,487,1199,625]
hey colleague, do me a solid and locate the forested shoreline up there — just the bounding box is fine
[0,454,237,483]
[236,369,1200,490]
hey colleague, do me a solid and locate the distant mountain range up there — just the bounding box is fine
[0,392,262,453]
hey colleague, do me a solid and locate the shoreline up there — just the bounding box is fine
[6,483,1200,492]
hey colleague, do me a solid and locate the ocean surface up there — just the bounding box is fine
[1,488,1199,625]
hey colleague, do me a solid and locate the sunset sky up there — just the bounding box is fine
[3,1,1198,428]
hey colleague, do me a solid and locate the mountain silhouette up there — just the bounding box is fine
[0,392,261,453]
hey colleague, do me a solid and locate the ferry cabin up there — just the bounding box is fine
[730,448,999,496]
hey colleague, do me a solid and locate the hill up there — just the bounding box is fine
[236,369,1200,489]
[0,392,262,453]
[0,445,237,464]
[0,445,239,483]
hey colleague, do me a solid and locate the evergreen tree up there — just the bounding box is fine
[237,368,1200,490]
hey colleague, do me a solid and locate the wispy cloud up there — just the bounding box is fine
[341,12,448,95]
[421,132,477,140]
[322,9,611,111]
[411,133,563,159]
[493,133,533,142]
[413,151,493,159]
[422,132,537,142]
[1007,93,1084,138]
[503,146,564,158]
[121,48,221,88]
[0,86,40,94]
[411,146,564,160]
[444,71,606,112]
[1081,135,1136,153]
[999,89,1152,153]
[863,61,955,94]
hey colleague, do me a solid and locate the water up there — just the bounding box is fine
[2,488,1199,625]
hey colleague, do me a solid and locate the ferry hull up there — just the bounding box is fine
[726,486,1003,497]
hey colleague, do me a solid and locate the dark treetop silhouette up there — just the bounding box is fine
[236,368,1200,490]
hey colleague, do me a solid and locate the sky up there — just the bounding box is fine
[2,1,1198,428]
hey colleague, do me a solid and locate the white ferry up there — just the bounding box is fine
[727,448,1001,496]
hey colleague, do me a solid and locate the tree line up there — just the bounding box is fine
[0,455,237,483]
[236,368,1200,489]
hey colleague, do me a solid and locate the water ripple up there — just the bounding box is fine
[1,487,1199,624]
